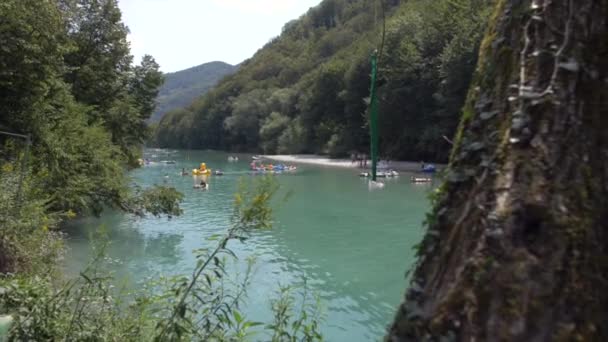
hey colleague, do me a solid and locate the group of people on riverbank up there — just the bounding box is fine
[350,153,396,170]
[350,153,368,168]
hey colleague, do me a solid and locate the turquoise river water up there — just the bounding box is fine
[64,150,432,341]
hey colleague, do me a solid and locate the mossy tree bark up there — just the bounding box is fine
[388,0,608,341]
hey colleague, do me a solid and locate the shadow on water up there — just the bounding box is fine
[62,215,184,281]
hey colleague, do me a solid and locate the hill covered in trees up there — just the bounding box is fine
[153,0,493,162]
[150,61,237,122]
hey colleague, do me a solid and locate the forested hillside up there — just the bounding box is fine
[153,0,493,162]
[150,61,237,122]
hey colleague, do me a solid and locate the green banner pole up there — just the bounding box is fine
[369,51,379,181]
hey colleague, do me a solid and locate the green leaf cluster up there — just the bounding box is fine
[0,0,178,216]
[0,0,182,274]
[0,165,64,275]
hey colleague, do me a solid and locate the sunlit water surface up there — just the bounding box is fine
[64,150,431,341]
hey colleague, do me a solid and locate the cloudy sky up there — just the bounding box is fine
[118,0,323,72]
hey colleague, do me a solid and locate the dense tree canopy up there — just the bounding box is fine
[153,0,493,162]
[0,0,173,217]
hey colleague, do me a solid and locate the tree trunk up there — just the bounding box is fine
[388,0,608,341]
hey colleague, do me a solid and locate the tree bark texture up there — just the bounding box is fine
[388,0,608,341]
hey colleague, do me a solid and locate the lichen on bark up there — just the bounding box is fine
[388,0,608,341]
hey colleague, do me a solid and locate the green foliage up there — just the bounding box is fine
[62,0,132,115]
[34,97,127,215]
[0,0,66,128]
[277,119,307,155]
[151,108,195,148]
[0,178,323,341]
[131,55,165,119]
[260,112,291,154]
[125,185,184,218]
[0,0,180,217]
[224,89,271,150]
[0,165,63,275]
[268,285,323,342]
[0,240,154,341]
[154,0,493,162]
[376,0,493,161]
[0,0,183,280]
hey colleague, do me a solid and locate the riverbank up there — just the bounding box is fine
[262,154,438,172]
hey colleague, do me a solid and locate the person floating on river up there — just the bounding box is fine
[194,179,207,190]
[181,168,188,176]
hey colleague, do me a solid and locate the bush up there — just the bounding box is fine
[0,163,63,275]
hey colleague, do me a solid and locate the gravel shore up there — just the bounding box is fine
[262,154,440,172]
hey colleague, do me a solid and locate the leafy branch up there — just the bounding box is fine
[154,176,279,341]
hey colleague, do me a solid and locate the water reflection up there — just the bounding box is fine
[144,233,183,265]
[63,216,184,277]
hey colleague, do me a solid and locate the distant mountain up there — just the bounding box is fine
[150,61,237,122]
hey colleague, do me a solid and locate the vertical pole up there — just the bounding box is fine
[369,51,379,181]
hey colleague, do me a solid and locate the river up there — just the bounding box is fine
[63,150,431,341]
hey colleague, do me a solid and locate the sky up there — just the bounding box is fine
[118,0,323,73]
